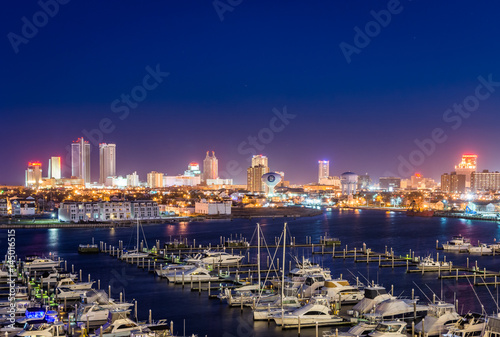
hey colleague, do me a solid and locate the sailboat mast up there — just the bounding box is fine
[257,223,261,288]
[137,217,140,252]
[281,223,286,308]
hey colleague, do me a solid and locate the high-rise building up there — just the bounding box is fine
[99,143,116,184]
[318,160,329,183]
[127,171,140,187]
[25,162,43,189]
[185,162,201,177]
[455,154,477,189]
[251,155,268,168]
[247,155,269,193]
[71,137,91,184]
[202,151,218,181]
[357,174,371,190]
[147,171,164,188]
[471,170,500,191]
[441,172,466,193]
[48,156,61,179]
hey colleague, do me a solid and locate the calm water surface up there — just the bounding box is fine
[5,209,500,336]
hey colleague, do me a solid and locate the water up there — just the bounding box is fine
[5,209,500,336]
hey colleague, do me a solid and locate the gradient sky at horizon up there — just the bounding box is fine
[2,0,500,185]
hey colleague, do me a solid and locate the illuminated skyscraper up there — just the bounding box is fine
[147,171,164,188]
[202,151,218,181]
[318,160,329,183]
[71,137,91,184]
[48,156,61,179]
[247,155,269,193]
[99,143,116,184]
[455,154,477,189]
[25,162,43,189]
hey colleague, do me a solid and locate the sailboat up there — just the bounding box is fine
[120,218,150,260]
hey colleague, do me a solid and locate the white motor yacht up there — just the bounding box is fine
[253,296,302,320]
[323,320,378,337]
[415,301,461,336]
[468,244,493,254]
[166,266,221,283]
[418,255,452,271]
[77,302,132,324]
[220,284,278,307]
[23,258,61,272]
[364,297,428,322]
[272,295,343,327]
[155,264,195,278]
[442,313,486,337]
[94,318,146,337]
[352,285,395,315]
[55,277,94,290]
[289,258,332,279]
[185,250,243,266]
[322,279,365,304]
[16,322,65,337]
[368,321,407,337]
[55,287,88,300]
[442,235,471,251]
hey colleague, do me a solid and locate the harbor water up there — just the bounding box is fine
[5,209,500,336]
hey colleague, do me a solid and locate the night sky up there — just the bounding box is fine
[2,1,500,185]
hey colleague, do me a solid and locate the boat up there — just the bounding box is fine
[483,314,500,337]
[468,244,493,254]
[322,279,365,304]
[364,297,428,322]
[295,274,329,299]
[220,284,278,307]
[0,300,37,322]
[272,295,343,327]
[165,266,221,283]
[184,250,244,266]
[289,257,332,279]
[40,269,78,286]
[54,287,88,300]
[368,321,408,337]
[155,264,195,278]
[442,235,472,251]
[323,319,378,337]
[120,219,150,260]
[55,277,94,290]
[77,303,133,324]
[417,256,452,271]
[16,322,66,337]
[407,210,435,217]
[78,244,99,254]
[23,258,61,272]
[442,313,487,337]
[93,318,146,337]
[415,301,461,336]
[252,296,302,320]
[352,285,395,315]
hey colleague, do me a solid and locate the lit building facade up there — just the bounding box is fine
[472,170,500,191]
[163,175,201,187]
[202,151,218,181]
[455,154,477,189]
[58,200,159,222]
[147,171,164,188]
[0,198,9,216]
[48,156,61,179]
[25,162,43,189]
[99,143,116,184]
[357,174,371,190]
[195,200,232,215]
[318,160,329,183]
[247,155,269,193]
[127,171,140,187]
[441,172,466,193]
[206,178,233,186]
[71,137,91,184]
[379,177,401,191]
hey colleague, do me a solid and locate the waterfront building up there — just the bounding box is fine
[247,155,269,193]
[58,200,159,222]
[410,173,423,189]
[455,154,477,189]
[471,170,500,192]
[40,178,85,189]
[127,171,140,187]
[341,172,358,195]
[25,162,43,189]
[105,176,127,188]
[99,143,116,184]
[47,156,61,179]
[195,200,232,215]
[71,137,91,184]
[163,175,201,187]
[441,172,466,193]
[319,176,341,186]
[147,171,164,188]
[379,177,401,191]
[10,197,36,216]
[318,160,329,183]
[0,198,8,215]
[202,151,218,181]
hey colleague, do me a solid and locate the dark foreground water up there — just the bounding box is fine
[4,209,500,336]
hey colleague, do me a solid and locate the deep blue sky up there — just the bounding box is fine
[2,0,500,185]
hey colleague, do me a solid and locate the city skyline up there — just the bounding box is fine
[3,2,500,185]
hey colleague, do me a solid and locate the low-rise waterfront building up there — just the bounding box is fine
[58,200,159,222]
[195,200,231,215]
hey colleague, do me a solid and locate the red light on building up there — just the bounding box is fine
[28,162,42,166]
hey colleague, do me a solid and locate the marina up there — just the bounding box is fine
[3,209,500,336]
